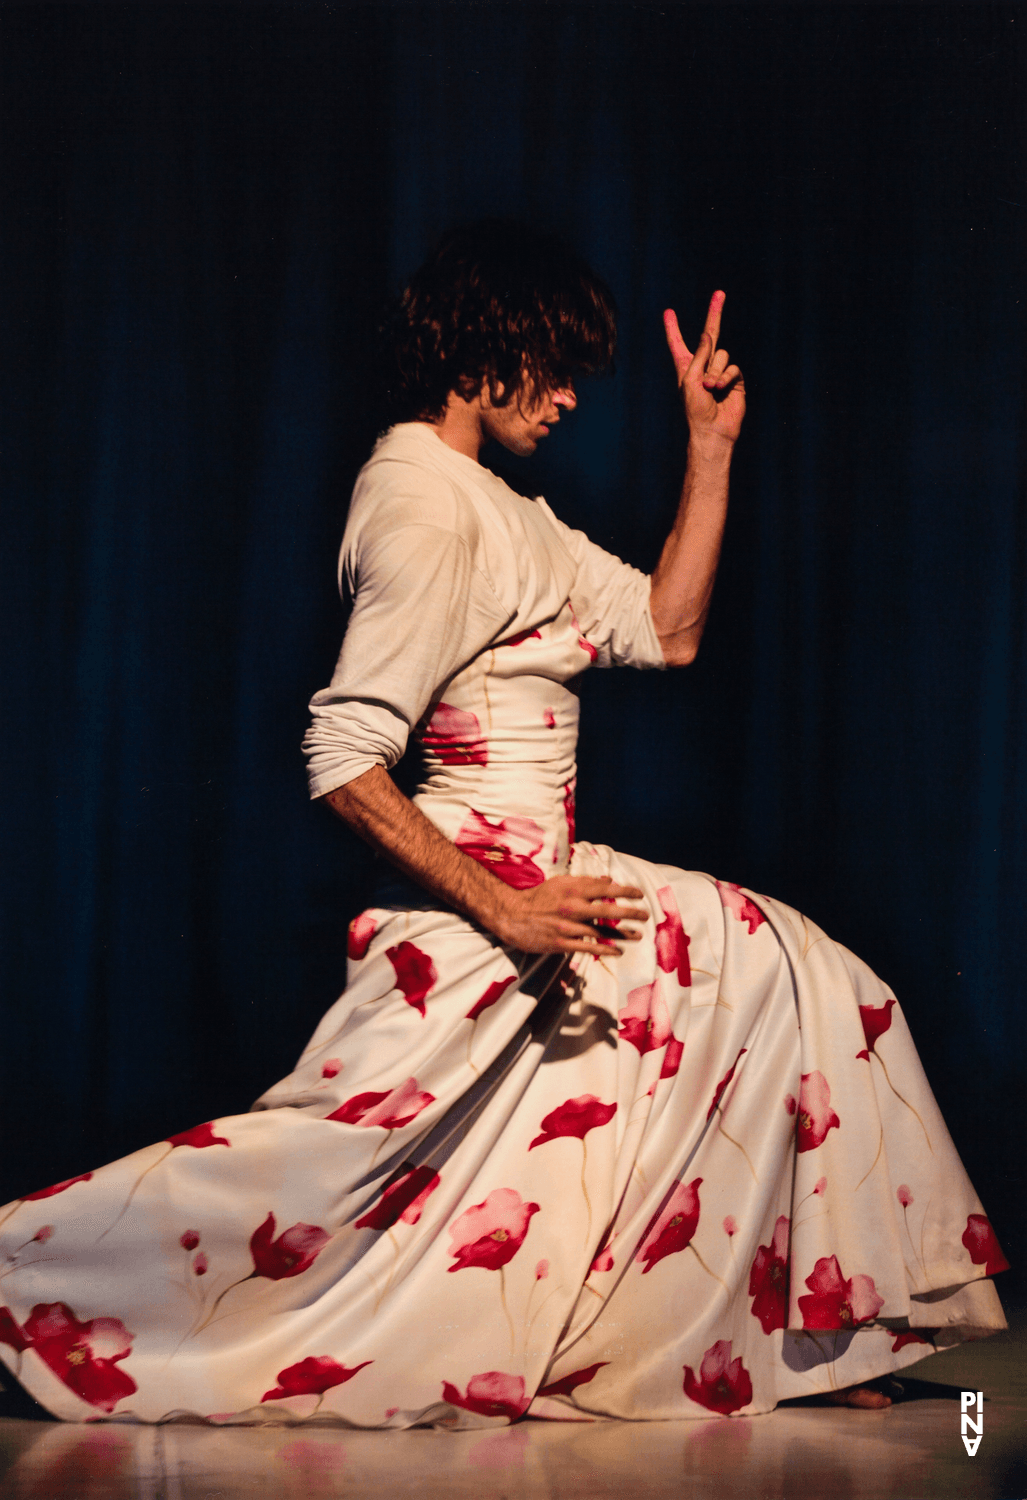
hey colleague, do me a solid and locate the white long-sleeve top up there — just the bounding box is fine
[303,422,664,800]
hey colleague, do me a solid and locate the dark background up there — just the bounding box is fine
[1,2,1023,1295]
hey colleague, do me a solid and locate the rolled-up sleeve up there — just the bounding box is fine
[535,499,666,670]
[304,507,509,799]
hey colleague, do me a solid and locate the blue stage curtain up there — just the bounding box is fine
[1,4,1023,1288]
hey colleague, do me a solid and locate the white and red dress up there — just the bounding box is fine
[0,423,1007,1426]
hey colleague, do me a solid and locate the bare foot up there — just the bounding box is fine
[825,1384,892,1409]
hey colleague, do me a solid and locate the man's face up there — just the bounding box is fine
[480,377,577,457]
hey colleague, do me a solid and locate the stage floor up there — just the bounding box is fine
[1,1307,1023,1499]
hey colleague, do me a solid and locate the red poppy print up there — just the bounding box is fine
[715,881,766,934]
[961,1214,1009,1276]
[179,1230,200,1251]
[466,974,517,1021]
[262,1356,372,1404]
[707,1048,748,1121]
[504,627,541,647]
[795,1072,840,1152]
[454,809,546,890]
[538,1362,609,1399]
[563,780,576,844]
[856,998,896,1061]
[327,1077,435,1130]
[166,1122,230,1150]
[570,611,598,663]
[249,1213,330,1281]
[892,1331,932,1353]
[447,1188,540,1273]
[441,1371,529,1421]
[32,1226,54,1243]
[354,1164,440,1231]
[636,1178,703,1273]
[23,1173,94,1202]
[528,1095,617,1150]
[660,1036,685,1080]
[683,1339,753,1416]
[655,887,692,986]
[590,1246,614,1273]
[192,1253,208,1276]
[422,703,488,767]
[618,983,673,1056]
[543,709,556,729]
[896,1185,913,1207]
[22,1302,137,1413]
[798,1255,885,1329]
[347,912,377,961]
[321,1059,341,1079]
[0,1307,29,1354]
[748,1216,790,1334]
[385,942,438,1017]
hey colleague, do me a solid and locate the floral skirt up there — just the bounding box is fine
[0,846,1007,1425]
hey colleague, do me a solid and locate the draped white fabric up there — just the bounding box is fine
[0,431,1006,1425]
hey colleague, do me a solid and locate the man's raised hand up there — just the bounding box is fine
[663,292,745,447]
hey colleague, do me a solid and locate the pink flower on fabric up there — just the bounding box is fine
[798,1255,885,1329]
[892,1331,932,1352]
[563,781,576,844]
[33,1226,54,1243]
[706,1048,748,1121]
[813,1178,827,1196]
[784,1094,797,1115]
[543,709,556,729]
[504,628,542,647]
[528,1095,617,1150]
[22,1302,137,1413]
[856,998,896,1060]
[538,1362,609,1399]
[897,1185,913,1207]
[715,881,766,934]
[441,1371,529,1420]
[179,1230,200,1251]
[590,1243,614,1274]
[570,611,598,663]
[192,1253,208,1276]
[327,1077,435,1130]
[618,983,673,1055]
[961,1214,1010,1275]
[347,912,377,961]
[454,809,546,890]
[249,1213,330,1281]
[795,1072,840,1152]
[636,1178,703,1274]
[683,1340,753,1415]
[166,1122,230,1150]
[723,1216,738,1238]
[447,1188,539,1273]
[535,1260,549,1281]
[466,974,517,1022]
[262,1356,372,1404]
[0,1307,29,1353]
[321,1059,342,1079]
[385,942,438,1017]
[23,1173,93,1201]
[748,1216,790,1334]
[422,703,488,767]
[654,887,692,986]
[354,1165,440,1231]
[660,1036,685,1080]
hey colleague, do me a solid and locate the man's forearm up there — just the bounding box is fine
[649,436,734,665]
[323,765,512,929]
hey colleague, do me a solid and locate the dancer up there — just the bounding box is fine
[0,222,1006,1426]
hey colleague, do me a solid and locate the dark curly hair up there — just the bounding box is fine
[381,219,617,424]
